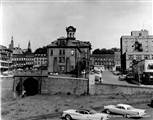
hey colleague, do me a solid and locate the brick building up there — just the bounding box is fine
[47,26,91,74]
[90,54,115,70]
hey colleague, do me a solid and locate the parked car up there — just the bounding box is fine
[118,74,126,81]
[94,71,103,83]
[104,104,146,118]
[61,108,110,120]
[113,71,120,75]
[126,72,134,80]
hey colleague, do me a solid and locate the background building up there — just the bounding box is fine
[114,51,121,71]
[120,29,153,72]
[91,48,120,71]
[90,54,115,70]
[0,45,12,72]
[9,36,14,50]
[11,40,34,70]
[47,26,91,75]
[34,46,47,69]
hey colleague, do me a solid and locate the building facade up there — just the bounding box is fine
[90,54,115,70]
[11,40,34,70]
[34,47,47,68]
[0,45,12,72]
[12,52,34,70]
[47,26,91,74]
[114,51,121,71]
[120,29,153,72]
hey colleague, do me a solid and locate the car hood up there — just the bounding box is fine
[63,109,76,113]
[129,109,145,113]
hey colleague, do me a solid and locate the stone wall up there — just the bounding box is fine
[1,77,14,100]
[3,75,153,97]
[41,76,88,95]
[91,83,153,95]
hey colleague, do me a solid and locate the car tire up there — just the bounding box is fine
[65,114,72,120]
[106,109,110,114]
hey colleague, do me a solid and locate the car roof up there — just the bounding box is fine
[117,104,132,108]
[77,108,96,112]
[77,109,90,111]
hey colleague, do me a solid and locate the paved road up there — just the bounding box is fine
[102,70,131,85]
[102,71,153,88]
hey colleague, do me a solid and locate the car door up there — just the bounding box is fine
[76,110,88,120]
[119,106,127,115]
[83,111,90,120]
[112,106,124,115]
[125,108,137,116]
[71,110,82,120]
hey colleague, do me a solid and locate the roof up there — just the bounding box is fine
[47,39,91,49]
[0,45,7,49]
[117,104,132,108]
[66,26,76,32]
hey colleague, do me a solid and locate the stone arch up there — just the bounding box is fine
[23,77,39,96]
[15,79,23,96]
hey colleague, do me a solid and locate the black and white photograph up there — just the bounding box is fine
[1,0,153,120]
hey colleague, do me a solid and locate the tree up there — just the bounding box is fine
[92,49,101,54]
[34,46,47,54]
[92,48,120,54]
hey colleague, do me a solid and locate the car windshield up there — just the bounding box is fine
[127,106,134,110]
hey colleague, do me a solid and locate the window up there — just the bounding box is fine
[144,55,150,59]
[59,57,65,63]
[76,110,88,114]
[50,49,53,56]
[136,55,141,60]
[63,50,65,55]
[59,49,65,55]
[128,55,134,60]
[59,50,62,55]
[147,63,153,70]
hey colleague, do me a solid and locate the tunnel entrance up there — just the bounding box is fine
[23,78,39,96]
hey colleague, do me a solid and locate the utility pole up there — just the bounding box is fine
[74,48,77,77]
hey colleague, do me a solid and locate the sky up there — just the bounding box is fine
[1,0,153,51]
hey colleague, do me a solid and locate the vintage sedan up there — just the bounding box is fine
[104,104,146,118]
[61,109,110,120]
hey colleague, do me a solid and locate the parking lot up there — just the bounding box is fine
[33,105,153,120]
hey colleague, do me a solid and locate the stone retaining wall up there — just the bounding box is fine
[41,76,88,95]
[91,83,153,95]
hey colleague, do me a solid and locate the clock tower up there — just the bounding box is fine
[66,26,76,40]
